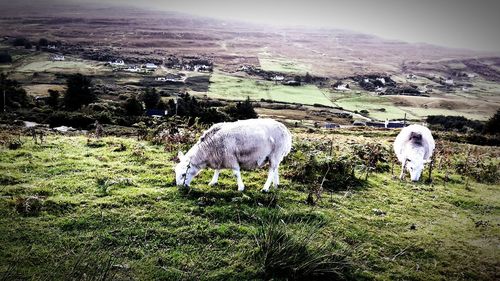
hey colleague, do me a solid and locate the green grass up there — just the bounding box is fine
[209,73,333,106]
[258,56,311,74]
[0,134,498,280]
[331,93,417,120]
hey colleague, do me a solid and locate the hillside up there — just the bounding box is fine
[0,128,499,280]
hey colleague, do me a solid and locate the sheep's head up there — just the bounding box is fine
[174,151,200,186]
[406,157,424,182]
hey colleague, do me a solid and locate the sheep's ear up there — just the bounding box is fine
[177,151,185,161]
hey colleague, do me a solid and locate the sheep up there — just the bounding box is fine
[174,118,292,192]
[393,124,435,181]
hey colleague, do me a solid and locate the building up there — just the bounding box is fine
[51,54,65,61]
[145,63,158,70]
[109,59,125,67]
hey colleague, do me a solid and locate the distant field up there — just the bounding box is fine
[258,51,311,74]
[16,59,105,75]
[330,93,417,120]
[208,73,333,106]
[329,91,499,121]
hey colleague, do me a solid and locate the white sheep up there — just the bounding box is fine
[175,118,292,192]
[393,124,435,181]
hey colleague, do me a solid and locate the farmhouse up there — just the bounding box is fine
[124,66,144,73]
[51,54,65,61]
[108,59,125,67]
[283,80,300,86]
[324,122,340,129]
[145,63,158,70]
[156,73,186,83]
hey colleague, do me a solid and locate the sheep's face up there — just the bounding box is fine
[406,158,424,181]
[175,151,200,186]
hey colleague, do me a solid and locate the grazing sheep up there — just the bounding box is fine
[175,119,292,192]
[393,124,435,181]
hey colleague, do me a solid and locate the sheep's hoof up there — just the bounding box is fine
[261,188,270,193]
[208,182,218,186]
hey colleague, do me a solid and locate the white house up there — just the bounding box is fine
[145,63,158,70]
[335,83,350,91]
[109,59,125,67]
[444,79,454,85]
[52,54,65,61]
[376,77,386,85]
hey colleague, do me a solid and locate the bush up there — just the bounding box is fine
[455,159,499,184]
[38,38,49,47]
[0,52,12,64]
[224,97,258,121]
[285,150,360,191]
[47,89,60,108]
[46,111,94,129]
[140,88,160,110]
[12,37,29,47]
[167,93,228,124]
[63,74,96,110]
[483,109,500,135]
[0,73,31,109]
[124,96,144,116]
[427,115,483,133]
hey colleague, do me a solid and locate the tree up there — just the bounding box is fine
[484,110,500,135]
[0,73,31,109]
[47,89,60,108]
[124,96,144,116]
[141,88,160,110]
[225,96,258,120]
[63,74,96,110]
[13,37,28,47]
[304,72,313,83]
[24,42,32,49]
[38,38,49,47]
[0,52,12,64]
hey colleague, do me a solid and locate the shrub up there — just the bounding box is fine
[12,37,29,47]
[224,97,258,121]
[46,111,94,129]
[63,73,96,110]
[483,109,500,135]
[427,115,483,133]
[47,89,60,108]
[0,73,31,109]
[140,87,160,110]
[0,52,12,63]
[285,150,360,191]
[38,38,49,47]
[124,96,144,116]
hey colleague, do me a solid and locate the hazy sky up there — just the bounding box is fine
[19,0,500,52]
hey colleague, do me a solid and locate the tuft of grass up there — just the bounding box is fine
[254,213,351,280]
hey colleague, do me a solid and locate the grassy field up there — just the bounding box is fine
[258,56,312,74]
[208,73,334,106]
[330,93,418,120]
[0,131,498,280]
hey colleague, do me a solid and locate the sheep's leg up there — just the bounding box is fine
[263,160,279,192]
[399,160,406,180]
[273,166,280,188]
[233,169,245,191]
[208,170,220,186]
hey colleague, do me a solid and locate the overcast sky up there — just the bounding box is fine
[21,0,500,52]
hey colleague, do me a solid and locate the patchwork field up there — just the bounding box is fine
[208,72,334,106]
